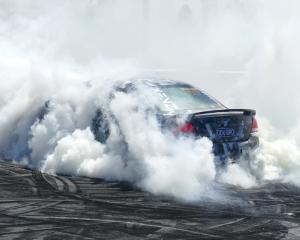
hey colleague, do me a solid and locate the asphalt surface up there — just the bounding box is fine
[0,160,299,239]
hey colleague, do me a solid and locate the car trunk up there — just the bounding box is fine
[189,109,256,159]
[190,109,255,143]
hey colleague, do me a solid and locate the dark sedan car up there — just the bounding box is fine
[91,79,259,163]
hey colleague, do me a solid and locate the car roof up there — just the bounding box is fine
[132,78,191,87]
[115,78,226,113]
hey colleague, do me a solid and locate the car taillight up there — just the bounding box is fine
[179,123,195,134]
[251,117,258,133]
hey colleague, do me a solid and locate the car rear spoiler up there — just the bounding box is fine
[193,109,256,117]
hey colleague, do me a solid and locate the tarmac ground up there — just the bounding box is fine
[0,160,299,239]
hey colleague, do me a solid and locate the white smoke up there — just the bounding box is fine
[1,0,300,200]
[109,91,216,200]
[39,90,216,201]
[219,164,257,189]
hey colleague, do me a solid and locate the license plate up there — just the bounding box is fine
[216,128,235,138]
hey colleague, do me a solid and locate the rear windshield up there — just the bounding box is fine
[157,85,224,111]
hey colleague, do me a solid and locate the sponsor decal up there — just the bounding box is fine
[151,86,177,111]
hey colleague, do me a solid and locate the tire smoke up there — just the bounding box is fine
[1,0,300,201]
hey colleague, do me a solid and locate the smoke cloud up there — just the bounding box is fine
[1,0,300,200]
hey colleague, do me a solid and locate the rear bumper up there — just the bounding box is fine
[213,134,259,162]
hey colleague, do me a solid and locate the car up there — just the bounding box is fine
[91,79,259,163]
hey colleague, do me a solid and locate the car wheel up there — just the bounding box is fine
[91,109,110,144]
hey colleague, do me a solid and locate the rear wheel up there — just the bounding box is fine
[91,109,110,144]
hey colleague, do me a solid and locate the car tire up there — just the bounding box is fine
[91,109,110,144]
